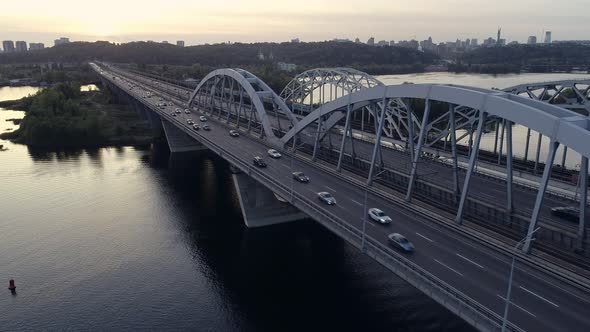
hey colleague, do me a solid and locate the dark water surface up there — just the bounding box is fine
[0,87,473,331]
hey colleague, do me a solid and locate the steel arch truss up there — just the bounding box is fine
[282,83,590,253]
[188,68,298,144]
[280,68,383,115]
[504,79,590,115]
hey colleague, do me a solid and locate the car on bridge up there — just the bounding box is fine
[199,116,207,122]
[192,124,200,130]
[184,109,190,114]
[317,192,336,205]
[253,156,267,168]
[175,109,182,114]
[292,172,309,183]
[267,149,282,158]
[202,124,211,131]
[229,130,240,137]
[187,119,194,125]
[388,233,414,253]
[551,206,581,222]
[368,208,392,224]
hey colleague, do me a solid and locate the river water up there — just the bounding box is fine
[0,72,587,331]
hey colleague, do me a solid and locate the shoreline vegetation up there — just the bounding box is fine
[0,82,154,148]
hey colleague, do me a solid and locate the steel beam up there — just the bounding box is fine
[523,140,559,253]
[534,133,542,174]
[497,119,505,165]
[405,100,431,201]
[449,105,460,198]
[368,94,389,186]
[577,156,588,250]
[456,111,487,225]
[524,128,531,161]
[337,97,353,172]
[506,121,514,215]
[407,99,415,161]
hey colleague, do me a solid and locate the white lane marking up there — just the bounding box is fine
[434,259,464,277]
[325,186,337,193]
[496,295,537,317]
[456,253,485,269]
[415,232,434,243]
[519,286,559,308]
[281,164,290,169]
[350,199,363,206]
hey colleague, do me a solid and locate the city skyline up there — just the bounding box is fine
[0,0,588,47]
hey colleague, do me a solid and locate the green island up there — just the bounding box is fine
[0,83,154,148]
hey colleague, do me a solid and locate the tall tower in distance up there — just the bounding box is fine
[496,27,501,46]
[544,31,552,44]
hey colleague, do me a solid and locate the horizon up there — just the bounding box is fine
[1,0,588,47]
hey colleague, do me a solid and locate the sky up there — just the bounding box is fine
[0,0,588,46]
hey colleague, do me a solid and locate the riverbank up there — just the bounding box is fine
[0,83,154,148]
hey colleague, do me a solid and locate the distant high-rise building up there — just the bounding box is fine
[29,43,45,51]
[465,39,471,48]
[527,36,537,44]
[544,31,552,44]
[176,40,185,47]
[54,37,70,46]
[15,41,27,52]
[162,41,169,44]
[367,37,375,46]
[2,40,15,52]
[389,40,395,46]
[496,27,501,46]
[471,38,478,47]
[376,40,388,47]
[498,39,506,46]
[291,38,300,43]
[354,38,361,43]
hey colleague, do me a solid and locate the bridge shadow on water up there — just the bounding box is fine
[148,142,474,332]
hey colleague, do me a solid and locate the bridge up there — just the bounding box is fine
[92,62,590,332]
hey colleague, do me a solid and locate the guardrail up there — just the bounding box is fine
[94,64,524,332]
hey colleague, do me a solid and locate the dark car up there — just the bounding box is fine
[317,192,336,205]
[253,156,267,168]
[202,124,211,131]
[551,206,581,222]
[388,233,414,253]
[292,171,310,183]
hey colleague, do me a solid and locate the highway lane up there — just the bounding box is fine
[103,67,590,331]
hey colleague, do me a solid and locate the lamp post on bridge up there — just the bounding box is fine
[501,227,539,332]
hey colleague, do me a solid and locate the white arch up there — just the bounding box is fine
[280,67,383,108]
[281,83,590,158]
[189,68,298,144]
[503,78,590,113]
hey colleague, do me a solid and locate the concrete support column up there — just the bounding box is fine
[232,172,306,228]
[161,119,207,153]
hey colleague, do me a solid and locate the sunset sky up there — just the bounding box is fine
[1,0,588,46]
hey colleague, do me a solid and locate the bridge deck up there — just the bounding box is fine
[94,64,590,332]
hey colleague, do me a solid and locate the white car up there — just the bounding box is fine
[184,109,191,114]
[267,149,282,158]
[199,116,207,122]
[368,208,392,224]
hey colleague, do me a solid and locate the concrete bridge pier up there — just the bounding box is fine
[231,168,306,228]
[161,119,207,153]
